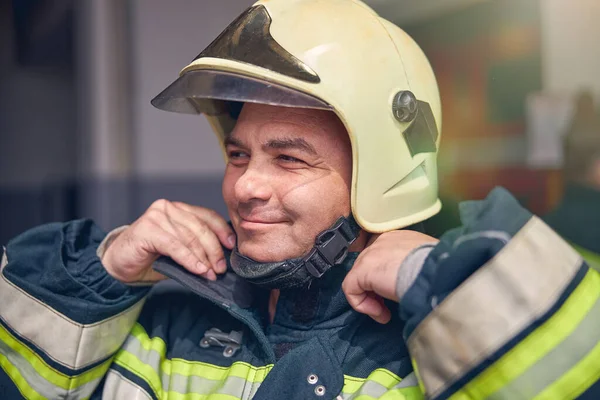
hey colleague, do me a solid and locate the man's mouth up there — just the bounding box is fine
[240,217,280,224]
[238,215,288,230]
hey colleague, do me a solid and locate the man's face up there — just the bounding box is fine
[222,103,353,262]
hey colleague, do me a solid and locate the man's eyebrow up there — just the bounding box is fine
[263,137,317,156]
[224,136,245,148]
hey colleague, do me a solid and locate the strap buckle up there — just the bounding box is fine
[304,217,358,278]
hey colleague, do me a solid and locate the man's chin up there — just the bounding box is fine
[236,241,307,263]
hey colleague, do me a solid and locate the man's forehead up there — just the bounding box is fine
[239,103,335,128]
[229,102,348,143]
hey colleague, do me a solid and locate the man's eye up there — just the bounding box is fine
[277,155,305,164]
[228,151,248,159]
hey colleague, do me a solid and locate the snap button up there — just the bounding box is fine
[315,385,326,396]
[223,347,235,357]
[307,374,318,385]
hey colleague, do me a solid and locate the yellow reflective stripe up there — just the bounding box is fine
[131,323,272,383]
[0,251,145,371]
[341,369,423,400]
[0,318,112,390]
[343,369,402,394]
[130,323,167,356]
[166,359,272,382]
[157,393,252,400]
[411,357,426,395]
[130,323,273,382]
[408,217,583,398]
[533,331,600,399]
[379,387,424,400]
[0,352,44,399]
[113,348,162,397]
[343,375,366,394]
[115,323,275,398]
[449,268,600,400]
[571,243,600,271]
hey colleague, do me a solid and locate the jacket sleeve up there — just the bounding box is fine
[397,187,600,400]
[0,219,150,399]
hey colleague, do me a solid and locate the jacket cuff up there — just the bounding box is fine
[96,225,129,260]
[396,244,436,301]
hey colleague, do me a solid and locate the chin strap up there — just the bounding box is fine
[230,215,361,290]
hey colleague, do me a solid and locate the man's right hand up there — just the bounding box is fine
[101,199,236,284]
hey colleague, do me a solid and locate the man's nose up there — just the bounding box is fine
[234,167,273,203]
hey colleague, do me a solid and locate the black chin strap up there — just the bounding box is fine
[303,216,361,278]
[230,215,361,290]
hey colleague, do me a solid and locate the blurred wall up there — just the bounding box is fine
[0,0,77,244]
[126,0,253,224]
[104,0,600,226]
[3,0,600,242]
[541,0,600,98]
[75,0,253,232]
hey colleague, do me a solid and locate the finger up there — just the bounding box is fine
[150,230,208,276]
[205,269,218,281]
[143,208,213,274]
[165,203,227,273]
[172,202,236,249]
[342,266,373,310]
[346,291,391,324]
[170,221,216,278]
[368,294,392,324]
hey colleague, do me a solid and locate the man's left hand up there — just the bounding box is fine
[342,230,438,324]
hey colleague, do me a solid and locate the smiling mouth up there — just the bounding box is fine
[238,218,287,229]
[240,218,281,224]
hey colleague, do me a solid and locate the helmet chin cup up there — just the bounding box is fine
[230,215,361,290]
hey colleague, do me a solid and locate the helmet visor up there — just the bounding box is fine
[151,69,332,116]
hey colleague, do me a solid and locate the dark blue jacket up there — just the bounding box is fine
[0,188,598,399]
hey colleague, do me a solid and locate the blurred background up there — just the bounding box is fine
[1,0,599,244]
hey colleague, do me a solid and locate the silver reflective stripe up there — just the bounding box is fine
[452,230,511,248]
[124,334,262,399]
[123,334,161,372]
[407,216,583,398]
[1,248,7,272]
[343,380,388,399]
[397,245,434,300]
[0,337,101,399]
[488,295,600,399]
[395,372,418,389]
[164,373,261,399]
[0,254,145,370]
[103,370,153,400]
[340,374,420,400]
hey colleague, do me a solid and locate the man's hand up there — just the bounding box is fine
[101,199,236,284]
[342,230,438,324]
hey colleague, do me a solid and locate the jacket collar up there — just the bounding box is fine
[153,251,361,330]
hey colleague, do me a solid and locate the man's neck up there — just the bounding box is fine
[269,289,280,324]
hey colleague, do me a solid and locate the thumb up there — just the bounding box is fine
[343,271,391,324]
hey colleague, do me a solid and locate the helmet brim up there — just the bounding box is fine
[151,69,332,116]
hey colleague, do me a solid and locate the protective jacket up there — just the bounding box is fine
[545,183,600,270]
[1,188,599,399]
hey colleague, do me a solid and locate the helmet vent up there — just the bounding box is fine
[383,162,428,197]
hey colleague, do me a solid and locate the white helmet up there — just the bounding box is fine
[152,0,442,232]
